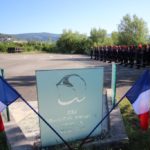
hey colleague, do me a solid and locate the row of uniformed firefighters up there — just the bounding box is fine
[90,45,150,69]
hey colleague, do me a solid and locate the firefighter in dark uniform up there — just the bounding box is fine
[146,45,150,66]
[96,46,99,60]
[118,46,121,63]
[127,46,131,66]
[119,46,123,65]
[113,46,118,62]
[123,45,126,65]
[105,46,108,62]
[129,45,135,68]
[90,47,94,59]
[142,44,147,67]
[111,46,114,62]
[123,46,128,66]
[98,46,101,60]
[136,44,142,69]
[116,46,119,62]
[100,46,103,61]
[94,46,97,60]
[107,46,111,63]
[96,46,100,60]
[103,46,107,62]
[147,45,150,66]
[110,46,114,62]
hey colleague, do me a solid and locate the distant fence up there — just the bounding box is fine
[7,47,23,53]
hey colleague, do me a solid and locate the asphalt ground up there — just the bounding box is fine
[0,53,146,101]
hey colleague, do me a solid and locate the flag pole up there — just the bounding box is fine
[20,96,73,150]
[79,93,126,148]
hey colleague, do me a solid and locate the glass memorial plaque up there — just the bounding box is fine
[36,67,104,147]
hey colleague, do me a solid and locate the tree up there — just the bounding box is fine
[118,14,149,45]
[111,31,119,45]
[90,28,107,45]
[56,30,91,54]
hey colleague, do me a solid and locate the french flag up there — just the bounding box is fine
[0,114,4,131]
[126,70,150,130]
[0,77,20,132]
[0,77,20,112]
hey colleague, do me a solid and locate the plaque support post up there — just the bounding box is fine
[111,62,117,106]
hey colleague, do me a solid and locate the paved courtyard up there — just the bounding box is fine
[0,53,146,100]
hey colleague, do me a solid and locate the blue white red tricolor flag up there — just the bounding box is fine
[0,114,4,131]
[125,70,150,130]
[0,77,20,112]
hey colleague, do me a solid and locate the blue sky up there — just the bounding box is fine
[0,0,150,35]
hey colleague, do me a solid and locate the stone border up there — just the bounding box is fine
[3,88,128,150]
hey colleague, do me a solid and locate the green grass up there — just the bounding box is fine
[119,98,150,150]
[0,131,9,150]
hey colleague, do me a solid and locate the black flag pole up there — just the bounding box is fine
[79,94,126,148]
[20,96,73,150]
